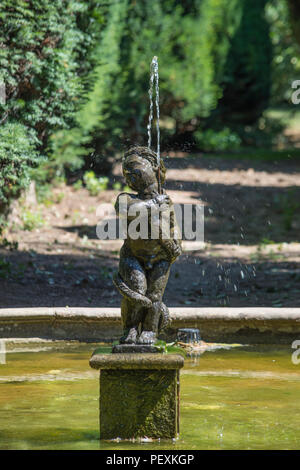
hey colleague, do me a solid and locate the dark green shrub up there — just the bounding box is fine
[266,0,300,105]
[194,127,241,151]
[0,122,41,221]
[0,0,104,224]
[61,0,242,166]
[217,0,272,125]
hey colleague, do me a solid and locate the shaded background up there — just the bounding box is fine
[0,0,300,308]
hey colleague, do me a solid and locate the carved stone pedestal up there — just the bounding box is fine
[89,353,184,440]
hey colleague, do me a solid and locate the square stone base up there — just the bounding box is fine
[90,353,184,440]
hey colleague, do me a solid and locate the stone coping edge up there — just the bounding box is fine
[90,353,184,370]
[1,307,300,322]
[1,307,300,343]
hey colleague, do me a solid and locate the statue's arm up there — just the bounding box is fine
[158,203,182,261]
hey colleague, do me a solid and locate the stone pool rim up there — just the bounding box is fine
[1,307,300,343]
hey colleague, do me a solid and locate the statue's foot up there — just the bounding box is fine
[120,327,138,344]
[137,330,157,345]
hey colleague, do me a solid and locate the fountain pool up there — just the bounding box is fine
[0,341,299,450]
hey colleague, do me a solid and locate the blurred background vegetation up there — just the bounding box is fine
[0,0,300,228]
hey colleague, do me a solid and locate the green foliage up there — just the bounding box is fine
[73,180,83,191]
[154,340,187,357]
[21,208,45,231]
[53,0,128,171]
[0,238,18,251]
[112,181,131,192]
[217,0,272,125]
[58,0,276,157]
[112,182,122,191]
[35,182,52,205]
[62,0,242,163]
[0,0,293,224]
[0,122,41,210]
[83,171,109,196]
[0,0,88,138]
[266,0,300,105]
[194,127,241,151]
[38,188,64,207]
[0,0,103,221]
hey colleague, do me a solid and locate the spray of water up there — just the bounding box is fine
[147,63,154,150]
[147,56,160,170]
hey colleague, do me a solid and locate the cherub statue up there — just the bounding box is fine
[113,146,182,345]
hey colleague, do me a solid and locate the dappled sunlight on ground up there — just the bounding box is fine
[1,154,299,308]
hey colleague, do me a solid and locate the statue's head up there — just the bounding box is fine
[122,146,166,192]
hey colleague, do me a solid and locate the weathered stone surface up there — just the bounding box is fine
[113,146,182,346]
[90,352,183,440]
[99,368,180,439]
[1,307,300,343]
[112,344,158,354]
[90,353,184,370]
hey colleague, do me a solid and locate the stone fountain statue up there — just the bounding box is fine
[113,145,182,346]
[90,58,184,440]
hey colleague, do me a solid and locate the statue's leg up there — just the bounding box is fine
[138,260,170,344]
[119,256,147,343]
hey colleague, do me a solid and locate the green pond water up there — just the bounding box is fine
[0,341,299,450]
